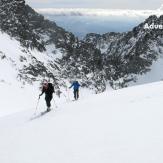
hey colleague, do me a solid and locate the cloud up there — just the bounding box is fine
[157,4,163,11]
[36,8,163,18]
[26,0,163,10]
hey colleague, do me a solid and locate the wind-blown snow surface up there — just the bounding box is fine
[0,81,163,163]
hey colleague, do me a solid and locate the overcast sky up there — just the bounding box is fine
[26,0,163,10]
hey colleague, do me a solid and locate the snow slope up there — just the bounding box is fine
[0,81,163,163]
[131,40,163,86]
[0,31,64,116]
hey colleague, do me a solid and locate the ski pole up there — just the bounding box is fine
[61,92,69,101]
[53,98,58,108]
[66,87,71,102]
[34,97,40,115]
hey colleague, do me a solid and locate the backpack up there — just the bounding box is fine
[47,83,54,94]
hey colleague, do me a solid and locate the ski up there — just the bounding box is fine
[30,109,52,120]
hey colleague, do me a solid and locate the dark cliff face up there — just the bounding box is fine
[106,15,163,87]
[25,5,77,52]
[0,0,45,51]
[0,0,163,92]
[0,0,77,52]
[82,16,163,89]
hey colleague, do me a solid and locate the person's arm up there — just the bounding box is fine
[39,88,45,97]
[69,83,74,89]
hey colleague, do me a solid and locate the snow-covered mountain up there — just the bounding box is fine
[0,0,77,92]
[0,81,163,163]
[0,0,104,92]
[84,15,163,88]
[0,0,163,94]
[1,2,163,161]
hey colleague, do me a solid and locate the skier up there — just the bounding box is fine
[39,82,54,112]
[69,81,81,100]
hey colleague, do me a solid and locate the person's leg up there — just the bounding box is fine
[45,97,50,107]
[75,90,78,100]
[77,89,79,99]
[49,96,52,108]
[74,90,76,100]
[45,95,52,111]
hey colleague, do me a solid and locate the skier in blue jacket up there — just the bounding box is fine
[69,81,81,100]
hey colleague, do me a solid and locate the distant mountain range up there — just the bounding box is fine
[36,8,163,17]
[37,8,163,38]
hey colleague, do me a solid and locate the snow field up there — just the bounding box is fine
[0,81,163,163]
